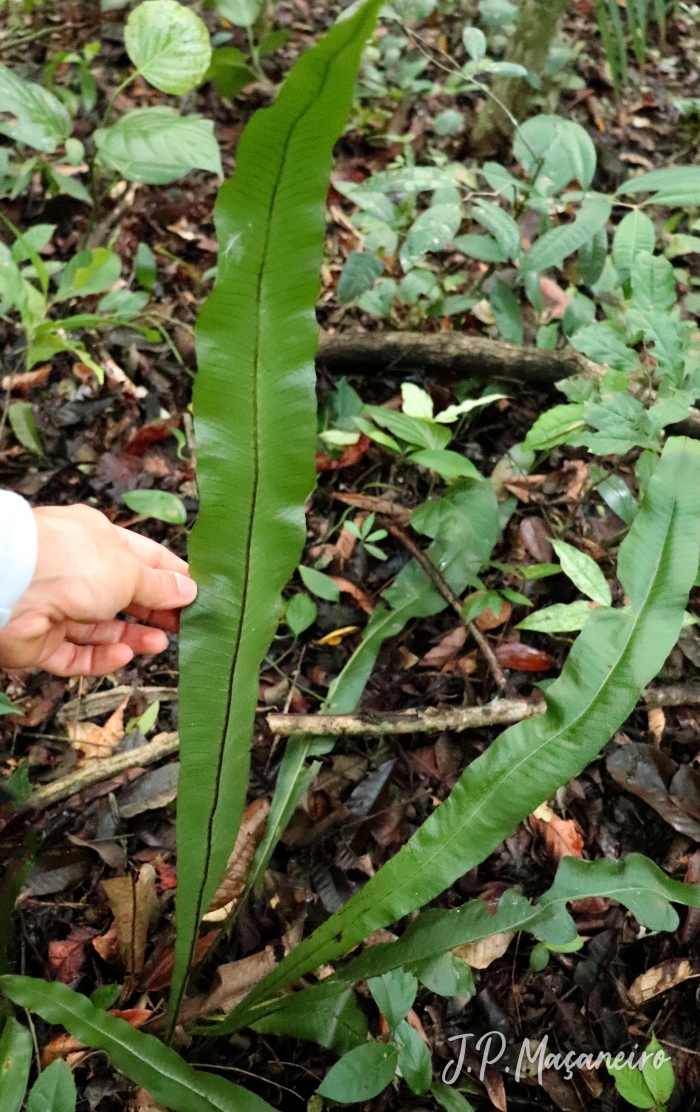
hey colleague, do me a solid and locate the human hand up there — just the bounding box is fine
[0,504,196,676]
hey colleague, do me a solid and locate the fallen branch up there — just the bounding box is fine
[269,700,544,736]
[56,685,177,725]
[317,331,595,386]
[28,732,180,810]
[26,684,700,808]
[268,682,700,736]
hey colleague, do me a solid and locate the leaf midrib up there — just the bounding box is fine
[179,34,358,1006]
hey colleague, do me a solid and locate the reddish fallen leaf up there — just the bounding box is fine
[421,625,467,667]
[140,929,220,993]
[111,1008,152,1028]
[504,475,546,503]
[329,576,374,614]
[495,642,555,672]
[125,418,179,457]
[92,920,120,963]
[2,364,51,392]
[539,276,571,318]
[41,1034,85,1067]
[316,434,371,471]
[474,598,511,632]
[406,1009,430,1045]
[49,926,98,986]
[530,810,584,861]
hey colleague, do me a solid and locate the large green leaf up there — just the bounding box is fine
[94,108,222,184]
[616,166,700,202]
[0,1017,32,1112]
[0,63,71,153]
[250,980,367,1054]
[171,0,382,1033]
[125,0,212,95]
[0,977,272,1112]
[513,116,596,193]
[612,210,655,283]
[523,195,611,274]
[214,436,700,1032]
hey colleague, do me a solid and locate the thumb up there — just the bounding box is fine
[132,563,197,612]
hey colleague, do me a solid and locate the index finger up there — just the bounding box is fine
[117,526,190,576]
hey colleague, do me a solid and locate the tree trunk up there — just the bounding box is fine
[471,0,571,156]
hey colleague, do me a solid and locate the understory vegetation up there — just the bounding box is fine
[3,0,700,1110]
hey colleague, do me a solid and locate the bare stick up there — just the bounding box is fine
[317,331,598,386]
[385,521,507,689]
[28,732,180,811]
[269,699,544,736]
[268,682,700,737]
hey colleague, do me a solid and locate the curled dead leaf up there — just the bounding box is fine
[329,576,374,614]
[628,958,695,1004]
[68,696,128,763]
[206,798,270,914]
[454,932,515,969]
[530,810,584,861]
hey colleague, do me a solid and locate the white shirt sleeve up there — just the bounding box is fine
[0,491,38,630]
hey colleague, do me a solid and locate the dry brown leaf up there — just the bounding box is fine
[421,625,467,667]
[628,958,695,1004]
[336,521,360,562]
[530,811,584,861]
[2,364,51,392]
[562,459,588,501]
[69,696,128,763]
[539,276,571,319]
[504,474,546,503]
[92,920,120,963]
[41,1034,85,1067]
[483,1066,507,1112]
[130,1089,167,1112]
[203,947,277,1015]
[329,576,374,614]
[647,706,666,743]
[205,798,270,914]
[102,864,157,975]
[474,598,511,632]
[454,932,515,969]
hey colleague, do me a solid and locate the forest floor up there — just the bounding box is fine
[3,1,700,1110]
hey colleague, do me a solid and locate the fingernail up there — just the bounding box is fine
[175,573,197,602]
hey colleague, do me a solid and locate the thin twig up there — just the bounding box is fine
[385,520,508,689]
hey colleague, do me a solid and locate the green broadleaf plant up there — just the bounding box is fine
[207,436,700,1033]
[170,0,383,1035]
[0,978,274,1112]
